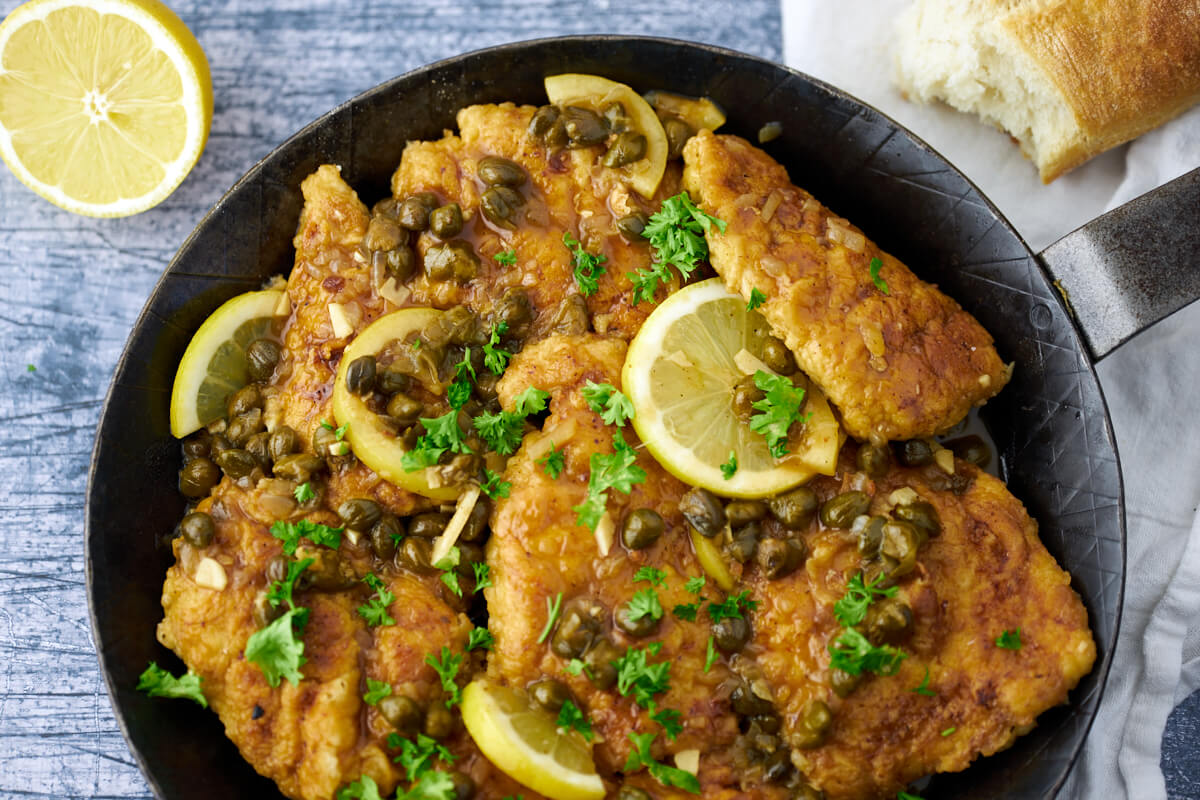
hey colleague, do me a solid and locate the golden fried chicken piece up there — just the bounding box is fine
[486,334,790,799]
[741,448,1095,799]
[681,131,1010,442]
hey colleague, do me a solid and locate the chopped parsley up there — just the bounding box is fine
[834,571,899,627]
[564,658,591,678]
[624,731,701,794]
[747,288,767,310]
[396,771,455,800]
[467,626,494,651]
[629,191,726,307]
[625,588,664,623]
[941,727,956,737]
[480,468,511,499]
[672,602,700,622]
[389,732,456,782]
[512,385,550,416]
[704,636,718,673]
[320,418,350,440]
[25,364,36,373]
[363,679,392,705]
[580,380,634,427]
[434,547,463,598]
[266,556,314,612]
[483,321,512,375]
[447,347,476,410]
[897,793,925,800]
[474,385,550,455]
[706,591,758,623]
[563,231,607,296]
[337,775,383,800]
[537,592,563,644]
[425,647,464,708]
[869,256,890,295]
[359,573,397,627]
[633,566,667,587]
[911,666,937,697]
[573,430,647,531]
[538,442,566,479]
[720,450,738,480]
[828,628,907,677]
[401,411,473,471]
[749,370,810,458]
[996,629,1022,650]
[494,249,517,266]
[650,705,683,740]
[556,699,594,741]
[136,662,208,708]
[270,519,343,555]
[471,562,492,592]
[614,645,672,709]
[293,481,316,504]
[245,607,308,687]
[684,576,706,594]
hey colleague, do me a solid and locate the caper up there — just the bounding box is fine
[864,598,913,645]
[494,288,533,335]
[179,457,220,497]
[252,590,284,628]
[663,117,695,160]
[713,616,751,653]
[581,637,620,690]
[344,355,376,396]
[409,512,449,539]
[793,784,826,800]
[528,104,562,142]
[757,537,806,580]
[819,491,870,529]
[376,364,412,395]
[382,392,421,425]
[795,699,832,749]
[726,500,768,529]
[480,185,524,230]
[447,771,475,800]
[425,703,456,740]
[179,512,215,548]
[880,520,920,577]
[856,442,890,477]
[215,448,257,479]
[267,425,299,463]
[895,439,934,467]
[830,667,863,698]
[769,486,818,529]
[726,522,761,564]
[246,338,282,382]
[266,555,289,584]
[615,788,652,800]
[763,749,792,783]
[529,679,573,713]
[601,101,630,133]
[272,453,325,482]
[730,682,773,716]
[546,293,590,335]
[731,374,765,422]
[364,215,406,252]
[458,496,491,543]
[297,551,353,591]
[943,434,991,468]
[208,432,233,457]
[382,245,416,282]
[181,431,211,460]
[226,384,262,419]
[551,596,606,659]
[921,464,973,495]
[370,514,402,561]
[429,203,463,239]
[457,543,485,574]
[749,712,782,735]
[620,508,664,550]
[312,425,345,458]
[561,106,608,147]
[397,192,438,231]
[338,498,382,531]
[397,536,433,573]
[245,431,271,469]
[679,487,726,538]
[615,602,660,638]
[894,501,941,540]
[424,240,479,282]
[226,408,264,446]
[854,515,886,558]
[378,693,422,735]
[477,155,527,188]
[615,212,648,240]
[760,336,796,375]
[602,131,647,168]
[373,197,401,220]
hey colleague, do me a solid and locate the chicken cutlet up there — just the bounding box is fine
[681,130,1010,443]
[734,446,1095,799]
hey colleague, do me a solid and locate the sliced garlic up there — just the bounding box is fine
[194,557,227,591]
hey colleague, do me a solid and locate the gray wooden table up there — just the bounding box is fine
[0,1,1194,798]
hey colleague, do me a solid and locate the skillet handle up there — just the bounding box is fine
[1037,166,1200,360]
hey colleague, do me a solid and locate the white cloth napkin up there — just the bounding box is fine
[781,2,1200,797]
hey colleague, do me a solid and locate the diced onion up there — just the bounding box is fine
[431,485,482,565]
[827,218,866,252]
[194,558,227,591]
[378,278,412,308]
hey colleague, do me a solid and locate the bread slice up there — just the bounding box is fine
[893,0,1200,182]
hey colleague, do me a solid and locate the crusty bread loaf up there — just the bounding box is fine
[894,0,1200,182]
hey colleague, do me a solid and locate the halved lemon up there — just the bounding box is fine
[460,680,604,800]
[169,289,285,438]
[331,307,459,502]
[623,279,843,498]
[0,0,212,216]
[545,73,667,199]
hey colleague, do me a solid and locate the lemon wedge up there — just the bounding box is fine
[623,278,843,498]
[169,289,285,438]
[0,0,212,216]
[460,680,604,800]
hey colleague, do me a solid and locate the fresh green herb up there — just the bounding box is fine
[467,627,494,651]
[390,733,455,782]
[869,256,890,295]
[911,666,937,697]
[834,571,899,627]
[136,662,208,708]
[684,576,706,594]
[494,249,517,266]
[647,641,664,656]
[556,699,594,741]
[563,231,607,296]
[634,566,667,587]
[828,628,907,677]
[363,679,392,705]
[447,347,476,410]
[337,774,383,800]
[573,430,647,531]
[474,410,525,456]
[704,635,719,672]
[564,658,591,678]
[650,705,683,740]
[293,481,316,504]
[433,547,462,598]
[398,770,456,800]
[672,602,700,622]
[26,364,36,373]
[629,191,726,307]
[706,591,758,623]
[897,792,925,800]
[720,450,738,480]
[614,646,672,709]
[627,259,674,306]
[538,442,566,479]
[483,321,512,375]
[512,385,550,416]
[537,592,563,644]
[270,519,344,555]
[245,607,308,687]
[625,588,664,623]
[321,418,349,440]
[412,338,422,349]
[749,370,810,458]
[996,629,1022,650]
[402,411,473,471]
[471,562,492,592]
[746,288,767,310]
[425,647,464,708]
[581,380,634,427]
[480,468,511,500]
[359,573,396,627]
[624,731,701,794]
[266,557,314,611]
[941,727,956,737]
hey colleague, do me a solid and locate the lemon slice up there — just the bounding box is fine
[169,289,285,438]
[331,307,459,502]
[623,278,843,498]
[461,680,604,800]
[545,73,667,198]
[0,0,212,217]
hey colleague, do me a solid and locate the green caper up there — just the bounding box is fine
[272,453,325,482]
[528,104,562,142]
[208,432,233,457]
[397,192,438,231]
[397,536,433,573]
[729,682,773,715]
[659,117,694,160]
[215,448,257,479]
[750,712,782,735]
[382,245,416,282]
[680,487,726,538]
[456,543,485,575]
[731,374,765,422]
[757,121,784,144]
[179,512,214,548]
[529,679,574,713]
[245,431,271,469]
[615,788,652,800]
[895,439,934,467]
[943,434,991,468]
[458,496,491,543]
[226,384,262,419]
[894,500,941,540]
[429,203,463,239]
[921,464,973,495]
[246,338,282,382]
[226,408,264,446]
[477,155,527,187]
[864,598,913,645]
[267,425,299,463]
[551,596,606,659]
[830,667,863,698]
[373,197,401,220]
[424,240,479,282]
[726,522,761,564]
[447,771,475,800]
[620,508,664,550]
[615,212,649,240]
[602,131,647,168]
[615,602,660,638]
[409,512,449,539]
[601,101,630,132]
[581,637,620,690]
[546,293,590,335]
[252,590,284,628]
[480,185,524,230]
[364,215,406,252]
[854,515,886,558]
[181,431,211,460]
[763,749,792,783]
[856,442,890,477]
[495,288,533,335]
[312,425,346,458]
[266,555,289,584]
[794,699,832,749]
[769,486,818,529]
[760,336,796,375]
[376,364,412,395]
[726,500,768,529]
[179,457,220,497]
[338,498,382,531]
[344,355,376,396]
[385,392,423,425]
[757,537,807,580]
[819,491,870,529]
[425,703,456,740]
[378,693,422,735]
[296,551,353,591]
[880,520,920,577]
[561,106,608,147]
[713,615,751,653]
[370,514,402,561]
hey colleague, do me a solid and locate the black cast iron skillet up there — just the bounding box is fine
[86,35,1200,800]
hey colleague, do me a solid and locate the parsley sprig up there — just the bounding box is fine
[624,731,701,794]
[563,231,607,296]
[538,442,565,479]
[614,645,672,709]
[749,370,810,458]
[401,411,473,472]
[388,732,456,782]
[433,547,463,598]
[494,249,517,266]
[245,607,308,686]
[828,627,907,676]
[629,191,726,305]
[869,256,890,295]
[833,571,899,627]
[359,573,396,627]
[747,287,767,310]
[467,627,494,651]
[556,699,594,741]
[634,566,667,587]
[720,450,738,480]
[447,347,476,410]
[474,385,550,455]
[573,430,647,531]
[581,380,634,427]
[625,588,664,623]
[426,646,464,708]
[995,629,1022,650]
[136,662,208,708]
[270,519,343,555]
[483,321,512,375]
[363,679,392,705]
[293,481,316,504]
